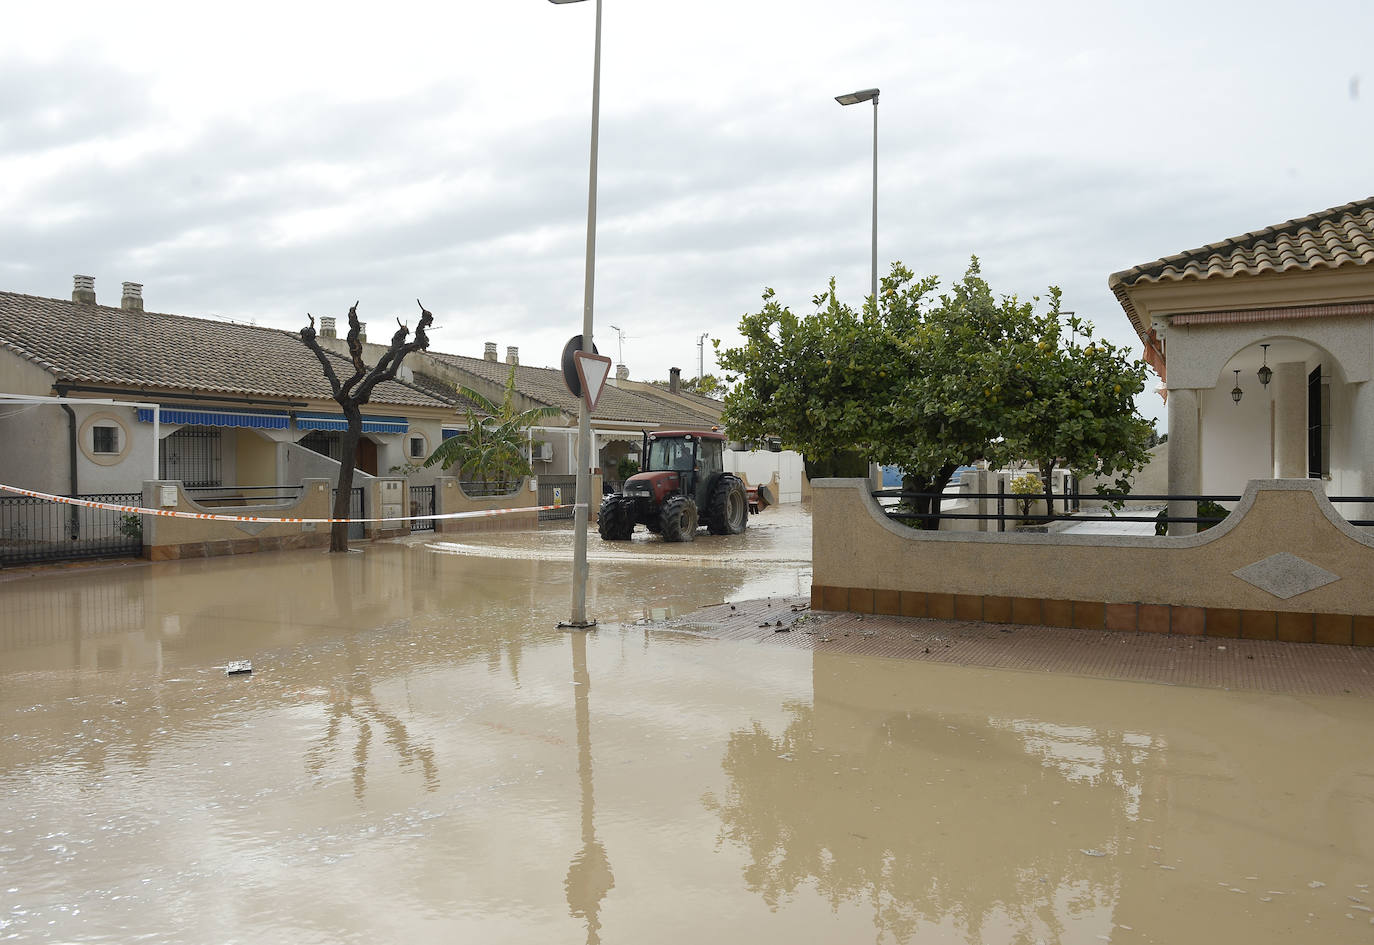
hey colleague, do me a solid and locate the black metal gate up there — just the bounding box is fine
[537,475,578,521]
[0,492,144,567]
[411,485,435,532]
[332,486,365,540]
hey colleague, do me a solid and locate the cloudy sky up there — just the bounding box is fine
[2,1,1370,427]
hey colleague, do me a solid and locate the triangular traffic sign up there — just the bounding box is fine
[573,351,613,411]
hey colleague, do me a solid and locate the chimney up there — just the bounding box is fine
[484,342,498,362]
[357,322,367,343]
[669,366,681,394]
[121,282,144,312]
[320,316,337,339]
[72,274,96,305]
[616,363,629,380]
[506,346,519,366]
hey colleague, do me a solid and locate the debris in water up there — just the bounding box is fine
[1080,849,1108,857]
[225,660,252,676]
[1309,881,1326,888]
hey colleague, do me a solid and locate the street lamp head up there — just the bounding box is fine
[836,88,880,106]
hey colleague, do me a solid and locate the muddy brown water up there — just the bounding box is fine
[2,505,1373,944]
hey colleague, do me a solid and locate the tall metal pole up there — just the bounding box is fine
[835,88,880,307]
[568,0,603,629]
[870,95,878,306]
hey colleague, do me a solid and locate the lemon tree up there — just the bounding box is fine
[992,291,1154,511]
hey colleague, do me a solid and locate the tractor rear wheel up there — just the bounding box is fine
[598,495,635,540]
[706,476,748,535]
[659,495,698,542]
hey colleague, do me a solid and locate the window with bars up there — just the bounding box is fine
[299,431,341,461]
[160,428,223,487]
[92,425,119,454]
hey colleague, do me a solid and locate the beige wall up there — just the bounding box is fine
[813,477,1374,617]
[141,478,333,559]
[234,430,278,487]
[433,474,602,533]
[0,351,56,396]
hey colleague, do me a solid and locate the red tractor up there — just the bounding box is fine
[598,430,748,542]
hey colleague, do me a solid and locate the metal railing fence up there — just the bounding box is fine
[876,483,1374,533]
[1,492,144,566]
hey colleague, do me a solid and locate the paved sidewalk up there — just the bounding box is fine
[644,595,1374,697]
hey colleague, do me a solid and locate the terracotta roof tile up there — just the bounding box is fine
[1110,196,1374,290]
[0,291,450,409]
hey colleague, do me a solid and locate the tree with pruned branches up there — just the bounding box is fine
[299,301,433,552]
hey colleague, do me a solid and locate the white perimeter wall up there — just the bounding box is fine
[726,449,805,503]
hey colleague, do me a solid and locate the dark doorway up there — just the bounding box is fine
[358,437,378,476]
[1308,365,1326,479]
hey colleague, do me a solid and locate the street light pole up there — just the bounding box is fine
[551,0,601,629]
[835,87,880,306]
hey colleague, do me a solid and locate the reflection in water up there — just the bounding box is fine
[565,631,614,944]
[5,512,1373,944]
[707,653,1159,943]
[304,641,439,800]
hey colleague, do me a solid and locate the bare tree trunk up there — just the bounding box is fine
[902,463,956,531]
[299,302,434,553]
[330,412,362,552]
[1039,460,1057,523]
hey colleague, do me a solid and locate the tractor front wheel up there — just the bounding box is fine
[706,476,748,535]
[598,495,635,540]
[659,495,698,542]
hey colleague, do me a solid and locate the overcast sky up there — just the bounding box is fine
[2,1,1370,427]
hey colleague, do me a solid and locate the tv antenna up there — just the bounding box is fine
[608,324,626,365]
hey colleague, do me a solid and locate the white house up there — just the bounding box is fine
[1109,196,1374,530]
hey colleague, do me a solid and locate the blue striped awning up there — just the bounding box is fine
[137,407,290,430]
[296,412,409,434]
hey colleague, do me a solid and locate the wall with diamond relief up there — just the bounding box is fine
[812,478,1374,620]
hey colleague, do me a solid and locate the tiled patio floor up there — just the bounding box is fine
[644,596,1374,697]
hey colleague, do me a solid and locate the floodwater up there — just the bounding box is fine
[2,504,1373,944]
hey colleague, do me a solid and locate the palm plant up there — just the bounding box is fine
[424,365,561,491]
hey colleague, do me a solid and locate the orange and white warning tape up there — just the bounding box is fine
[0,484,586,525]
